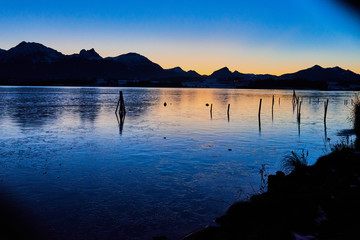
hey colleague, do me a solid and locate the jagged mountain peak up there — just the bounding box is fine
[79,48,102,60]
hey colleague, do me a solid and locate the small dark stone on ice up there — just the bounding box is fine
[163,137,167,139]
[206,103,209,106]
[228,149,232,151]
[164,102,167,107]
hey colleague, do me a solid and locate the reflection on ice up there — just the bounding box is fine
[0,86,356,240]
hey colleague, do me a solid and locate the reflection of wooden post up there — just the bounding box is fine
[324,99,329,122]
[115,95,121,114]
[279,97,280,105]
[115,111,126,135]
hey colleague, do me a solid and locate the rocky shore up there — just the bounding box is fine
[184,146,360,240]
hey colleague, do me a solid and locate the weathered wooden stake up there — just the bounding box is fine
[227,104,230,115]
[297,101,302,122]
[324,99,329,122]
[115,91,126,115]
[293,90,296,102]
[272,95,275,121]
[210,104,213,118]
[258,98,262,118]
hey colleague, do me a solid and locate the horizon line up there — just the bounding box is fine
[2,41,360,76]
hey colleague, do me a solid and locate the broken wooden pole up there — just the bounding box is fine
[227,104,230,115]
[210,104,213,119]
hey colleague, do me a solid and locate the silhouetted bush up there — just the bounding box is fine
[281,150,308,172]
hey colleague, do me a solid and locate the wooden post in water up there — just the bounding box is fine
[292,90,296,104]
[258,99,262,132]
[115,91,126,115]
[210,104,213,119]
[279,97,280,106]
[258,99,262,119]
[227,104,230,122]
[324,99,329,123]
[272,95,275,121]
[297,101,302,122]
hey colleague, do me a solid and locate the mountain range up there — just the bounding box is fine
[1,41,360,89]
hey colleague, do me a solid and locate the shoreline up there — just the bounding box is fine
[0,84,360,91]
[183,146,360,240]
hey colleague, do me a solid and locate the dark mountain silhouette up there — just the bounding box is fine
[281,65,360,82]
[0,42,359,89]
[166,67,202,78]
[106,53,164,78]
[70,49,102,60]
[210,67,233,78]
[0,41,64,63]
[167,66,186,74]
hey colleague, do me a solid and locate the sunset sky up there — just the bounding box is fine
[1,0,359,75]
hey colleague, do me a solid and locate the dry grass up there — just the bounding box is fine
[282,150,308,172]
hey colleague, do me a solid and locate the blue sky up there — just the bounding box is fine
[1,0,359,74]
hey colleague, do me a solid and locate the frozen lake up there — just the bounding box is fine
[0,86,356,239]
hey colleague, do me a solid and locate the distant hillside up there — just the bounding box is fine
[281,65,360,82]
[0,42,359,89]
[166,67,202,78]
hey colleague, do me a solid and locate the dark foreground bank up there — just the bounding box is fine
[184,147,360,240]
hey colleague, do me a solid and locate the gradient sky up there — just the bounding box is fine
[1,0,359,75]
